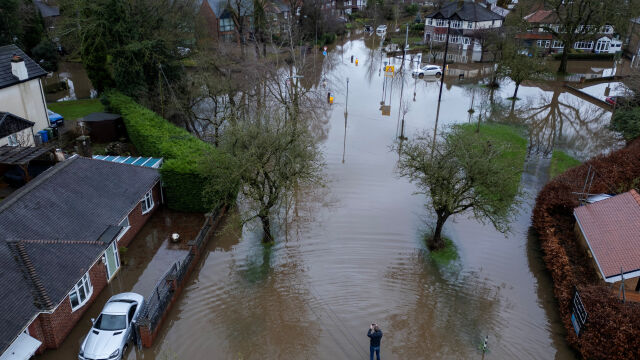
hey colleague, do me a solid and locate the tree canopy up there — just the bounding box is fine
[396,125,522,250]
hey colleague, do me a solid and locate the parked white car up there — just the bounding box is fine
[78,293,144,360]
[412,65,442,78]
[376,25,387,36]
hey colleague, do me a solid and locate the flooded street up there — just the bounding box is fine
[40,36,625,359]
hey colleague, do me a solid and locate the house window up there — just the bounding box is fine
[450,20,462,29]
[602,25,613,34]
[7,134,18,146]
[69,272,92,311]
[435,33,447,42]
[427,18,432,26]
[462,37,471,45]
[220,18,234,32]
[574,40,594,50]
[467,21,473,29]
[552,40,564,48]
[116,216,131,242]
[450,35,460,44]
[435,19,448,27]
[141,190,154,214]
[537,40,550,48]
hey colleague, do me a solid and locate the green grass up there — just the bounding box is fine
[428,237,459,266]
[47,99,104,121]
[550,150,581,179]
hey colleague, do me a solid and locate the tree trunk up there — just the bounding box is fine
[558,44,570,73]
[260,215,273,243]
[512,82,520,99]
[429,212,449,251]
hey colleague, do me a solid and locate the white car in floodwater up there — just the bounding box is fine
[376,25,387,36]
[412,65,443,78]
[78,293,144,360]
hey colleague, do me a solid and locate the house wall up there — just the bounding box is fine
[199,0,220,40]
[117,182,162,248]
[31,258,109,351]
[0,79,49,135]
[0,127,34,147]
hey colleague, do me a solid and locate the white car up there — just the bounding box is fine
[412,65,442,78]
[78,293,144,360]
[376,25,387,36]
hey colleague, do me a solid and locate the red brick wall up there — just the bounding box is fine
[199,0,220,40]
[117,182,161,247]
[33,259,108,349]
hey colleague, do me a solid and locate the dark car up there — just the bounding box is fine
[605,95,632,106]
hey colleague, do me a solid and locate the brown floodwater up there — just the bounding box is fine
[39,36,626,359]
[44,61,96,102]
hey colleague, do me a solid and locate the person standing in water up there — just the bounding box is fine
[367,323,383,360]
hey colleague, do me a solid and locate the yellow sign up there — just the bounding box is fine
[384,65,395,77]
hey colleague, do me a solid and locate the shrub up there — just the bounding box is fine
[104,91,236,212]
[404,3,419,16]
[610,107,640,141]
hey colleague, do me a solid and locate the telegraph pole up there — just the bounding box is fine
[437,19,451,103]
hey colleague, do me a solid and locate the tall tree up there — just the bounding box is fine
[396,126,521,250]
[542,0,640,73]
[203,111,324,243]
[499,45,548,100]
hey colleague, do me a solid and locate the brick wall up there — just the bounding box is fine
[33,259,108,350]
[117,182,161,248]
[199,0,220,40]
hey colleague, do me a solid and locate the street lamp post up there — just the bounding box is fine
[437,18,451,103]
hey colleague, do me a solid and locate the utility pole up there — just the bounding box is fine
[403,22,409,63]
[437,18,451,103]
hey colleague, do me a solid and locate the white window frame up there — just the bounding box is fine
[116,216,131,242]
[427,18,432,26]
[69,272,93,312]
[141,190,154,215]
[435,19,448,27]
[450,35,460,44]
[450,20,462,29]
[467,21,473,29]
[462,37,471,45]
[434,33,447,42]
[552,40,564,48]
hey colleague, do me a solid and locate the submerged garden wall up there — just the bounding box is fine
[533,139,640,359]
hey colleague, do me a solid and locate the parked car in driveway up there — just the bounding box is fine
[78,293,144,360]
[412,65,442,78]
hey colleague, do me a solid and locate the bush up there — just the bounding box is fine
[105,91,236,212]
[320,32,336,45]
[552,52,615,61]
[404,3,419,16]
[610,107,640,141]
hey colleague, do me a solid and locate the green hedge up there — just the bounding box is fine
[552,52,615,61]
[104,91,235,212]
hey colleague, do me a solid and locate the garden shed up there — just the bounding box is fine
[78,112,125,143]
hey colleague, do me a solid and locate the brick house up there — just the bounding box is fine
[0,155,161,359]
[423,1,504,51]
[0,45,50,147]
[199,0,253,41]
[518,8,622,54]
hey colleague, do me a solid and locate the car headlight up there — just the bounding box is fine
[109,349,120,359]
[78,348,85,360]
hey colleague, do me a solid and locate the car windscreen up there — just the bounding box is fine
[94,314,127,331]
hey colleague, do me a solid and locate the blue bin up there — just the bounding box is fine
[39,130,48,143]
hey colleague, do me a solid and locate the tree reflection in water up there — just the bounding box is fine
[494,84,622,159]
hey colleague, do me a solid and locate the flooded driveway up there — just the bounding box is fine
[39,36,623,359]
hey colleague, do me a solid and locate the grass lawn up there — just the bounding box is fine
[428,237,459,266]
[47,99,104,121]
[550,150,581,179]
[456,122,528,198]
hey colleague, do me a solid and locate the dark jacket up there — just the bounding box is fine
[367,329,383,347]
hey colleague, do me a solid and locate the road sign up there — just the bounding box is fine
[323,50,327,56]
[324,46,327,51]
[384,65,395,77]
[570,288,588,337]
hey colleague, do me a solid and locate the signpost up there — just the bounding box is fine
[570,287,588,337]
[384,65,395,77]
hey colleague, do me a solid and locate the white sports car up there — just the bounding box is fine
[78,293,144,360]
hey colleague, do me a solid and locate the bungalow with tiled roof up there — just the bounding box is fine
[574,190,640,284]
[0,156,161,359]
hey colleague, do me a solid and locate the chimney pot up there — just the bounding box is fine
[10,53,28,81]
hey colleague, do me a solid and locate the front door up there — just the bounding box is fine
[105,241,120,280]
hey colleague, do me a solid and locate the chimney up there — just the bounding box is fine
[11,54,28,81]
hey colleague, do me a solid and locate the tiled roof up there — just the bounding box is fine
[0,112,35,139]
[574,190,640,280]
[426,1,504,22]
[0,45,47,90]
[0,156,160,354]
[524,9,557,24]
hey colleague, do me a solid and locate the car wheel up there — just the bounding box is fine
[122,344,129,358]
[435,72,442,77]
[418,73,424,79]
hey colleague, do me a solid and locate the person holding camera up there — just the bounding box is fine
[367,323,383,360]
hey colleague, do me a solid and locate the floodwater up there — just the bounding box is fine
[40,35,625,359]
[44,61,96,102]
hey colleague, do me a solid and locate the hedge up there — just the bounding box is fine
[104,91,235,212]
[532,139,640,358]
[552,52,615,61]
